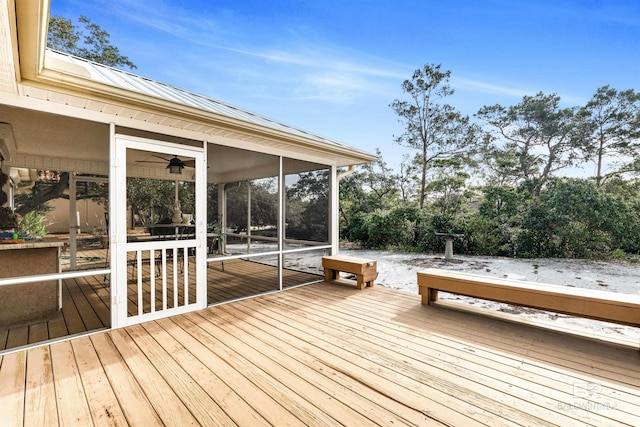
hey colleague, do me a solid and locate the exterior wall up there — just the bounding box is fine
[44,197,106,234]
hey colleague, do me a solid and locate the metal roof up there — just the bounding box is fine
[46,49,356,151]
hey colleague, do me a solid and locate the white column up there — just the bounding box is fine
[218,184,225,253]
[196,140,207,309]
[278,156,284,290]
[246,183,252,252]
[69,173,77,269]
[109,123,124,328]
[329,164,339,255]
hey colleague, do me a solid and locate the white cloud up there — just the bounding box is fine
[78,0,591,108]
[452,77,529,98]
[83,0,408,103]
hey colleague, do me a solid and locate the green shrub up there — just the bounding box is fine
[16,211,47,237]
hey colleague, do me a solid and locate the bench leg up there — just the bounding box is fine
[324,266,375,289]
[428,288,438,305]
[421,288,439,305]
[324,268,338,282]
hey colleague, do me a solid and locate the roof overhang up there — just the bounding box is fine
[7,0,377,169]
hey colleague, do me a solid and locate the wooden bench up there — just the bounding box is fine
[417,268,640,328]
[322,255,377,289]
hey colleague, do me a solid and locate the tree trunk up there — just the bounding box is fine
[595,137,604,187]
[419,146,428,209]
[15,173,71,216]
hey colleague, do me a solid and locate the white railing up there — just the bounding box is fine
[126,239,197,320]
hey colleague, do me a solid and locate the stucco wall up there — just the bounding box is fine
[44,197,106,234]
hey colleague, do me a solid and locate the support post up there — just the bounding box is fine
[69,173,77,270]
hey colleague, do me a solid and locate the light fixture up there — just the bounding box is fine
[167,155,184,174]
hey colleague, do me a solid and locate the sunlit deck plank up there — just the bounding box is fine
[247,291,553,423]
[161,315,308,426]
[0,351,27,426]
[69,336,128,426]
[89,332,164,426]
[355,285,640,383]
[107,328,201,425]
[2,280,639,426]
[125,323,239,425]
[50,341,93,426]
[140,320,271,426]
[24,346,57,426]
[231,294,500,425]
[202,304,445,426]
[188,309,379,425]
[279,285,637,426]
[294,284,640,425]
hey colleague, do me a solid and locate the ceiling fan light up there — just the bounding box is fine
[167,156,184,174]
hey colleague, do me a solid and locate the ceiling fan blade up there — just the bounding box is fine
[151,154,171,161]
[183,159,196,168]
[135,160,166,164]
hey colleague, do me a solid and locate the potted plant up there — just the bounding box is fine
[15,211,47,238]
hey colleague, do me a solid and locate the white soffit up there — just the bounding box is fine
[0,0,18,94]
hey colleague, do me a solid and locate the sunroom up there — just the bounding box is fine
[0,0,376,351]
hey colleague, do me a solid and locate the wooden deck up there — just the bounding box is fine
[0,258,321,352]
[1,281,639,426]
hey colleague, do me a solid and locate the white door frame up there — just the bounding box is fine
[110,132,206,328]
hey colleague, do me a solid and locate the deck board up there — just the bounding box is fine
[24,346,58,427]
[50,340,93,426]
[143,320,271,426]
[204,303,443,426]
[0,258,321,352]
[162,315,307,426]
[89,332,164,426]
[0,351,26,426]
[1,281,639,426]
[69,336,128,426]
[108,328,201,426]
[247,293,543,424]
[125,323,237,426]
[230,294,495,426]
[277,285,637,426]
[184,310,368,426]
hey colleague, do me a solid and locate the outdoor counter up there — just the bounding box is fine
[0,239,66,326]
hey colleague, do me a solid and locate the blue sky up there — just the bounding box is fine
[50,0,640,171]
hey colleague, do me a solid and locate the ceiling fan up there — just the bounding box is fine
[135,154,195,174]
